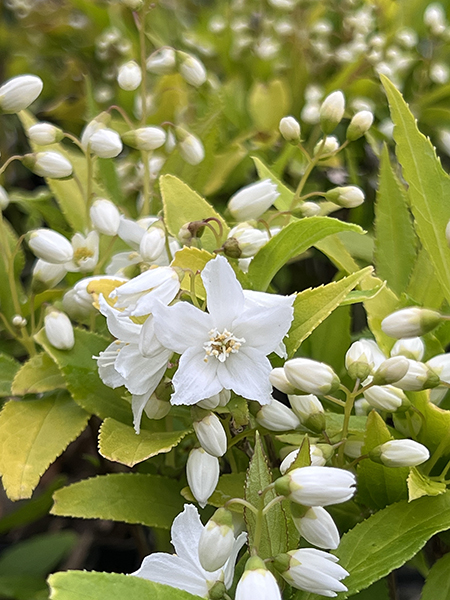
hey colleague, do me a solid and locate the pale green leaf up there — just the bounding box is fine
[307,305,351,376]
[252,156,294,211]
[48,571,204,600]
[381,75,450,305]
[99,418,191,467]
[361,272,399,356]
[248,79,291,131]
[0,393,89,500]
[170,247,214,299]
[0,575,47,600]
[407,467,447,501]
[0,219,25,319]
[340,286,385,306]
[315,235,360,274]
[408,391,450,457]
[421,553,450,600]
[51,473,184,529]
[0,354,20,397]
[11,353,65,395]
[248,217,364,291]
[407,247,445,310]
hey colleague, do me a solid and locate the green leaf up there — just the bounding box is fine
[357,411,408,510]
[244,431,288,559]
[0,393,89,500]
[0,575,47,600]
[315,235,360,274]
[407,248,445,310]
[340,286,385,306]
[51,473,184,529]
[324,414,367,438]
[409,391,450,457]
[248,217,364,291]
[361,272,399,356]
[374,145,417,295]
[11,353,66,395]
[99,418,191,467]
[252,156,294,211]
[96,158,123,205]
[248,79,291,131]
[421,552,450,600]
[0,354,20,397]
[160,174,228,252]
[407,467,447,501]
[48,571,204,600]
[285,267,372,357]
[35,328,132,424]
[170,247,214,299]
[381,75,450,305]
[0,219,25,320]
[307,305,351,376]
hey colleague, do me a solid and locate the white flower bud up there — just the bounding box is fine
[32,259,67,288]
[12,315,27,328]
[0,74,43,113]
[122,126,166,151]
[28,122,63,145]
[320,90,345,134]
[354,397,371,415]
[270,367,297,394]
[325,186,365,208]
[236,557,282,600]
[117,60,142,91]
[363,384,407,411]
[178,52,207,87]
[345,341,375,380]
[427,353,450,384]
[424,3,446,34]
[146,47,176,74]
[44,310,75,350]
[291,505,340,550]
[372,356,410,385]
[300,202,321,217]
[280,444,327,473]
[197,389,231,410]
[139,227,166,263]
[90,199,121,236]
[288,394,326,433]
[313,135,339,156]
[186,447,219,508]
[344,439,364,458]
[193,412,228,457]
[178,131,205,165]
[256,399,300,431]
[198,508,235,572]
[28,229,74,264]
[284,358,340,396]
[80,113,111,151]
[390,337,425,361]
[394,359,440,391]
[89,128,122,158]
[143,394,171,420]
[346,110,374,141]
[0,186,10,210]
[381,307,442,338]
[371,439,430,467]
[279,116,301,142]
[23,151,73,179]
[227,223,268,258]
[228,179,279,221]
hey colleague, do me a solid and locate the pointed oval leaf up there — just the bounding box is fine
[11,353,65,395]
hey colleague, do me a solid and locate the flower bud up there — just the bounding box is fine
[90,199,121,236]
[390,337,425,361]
[381,307,443,339]
[122,126,166,151]
[12,315,27,328]
[344,439,364,458]
[279,116,301,143]
[197,389,231,410]
[372,356,410,385]
[146,47,176,74]
[270,367,297,394]
[363,384,408,412]
[117,60,142,91]
[32,259,67,288]
[198,508,235,572]
[176,128,205,165]
[394,359,440,391]
[0,186,10,210]
[186,447,219,508]
[355,397,371,415]
[256,399,300,432]
[139,227,166,263]
[280,444,329,473]
[346,110,374,141]
[314,136,339,156]
[427,353,450,384]
[345,341,375,380]
[0,74,43,113]
[23,152,73,179]
[320,90,345,134]
[193,410,228,457]
[424,3,446,35]
[300,202,321,217]
[370,439,430,467]
[288,394,326,433]
[228,179,279,221]
[291,504,340,550]
[178,51,207,87]
[28,123,63,145]
[88,128,122,158]
[80,113,111,151]
[284,358,340,396]
[28,229,74,264]
[44,310,75,350]
[227,223,268,258]
[143,393,171,420]
[236,557,282,600]
[325,186,365,208]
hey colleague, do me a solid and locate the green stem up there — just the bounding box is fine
[337,386,358,466]
[262,495,284,515]
[86,151,95,214]
[94,235,117,274]
[290,137,327,209]
[224,497,258,514]
[324,395,346,408]
[0,155,23,177]
[227,427,256,449]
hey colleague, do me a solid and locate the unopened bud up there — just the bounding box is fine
[228,179,279,221]
[0,186,10,210]
[176,128,205,165]
[139,226,166,263]
[284,358,340,396]
[314,135,339,156]
[88,128,122,158]
[346,110,374,141]
[117,61,142,91]
[90,199,121,236]
[12,315,27,328]
[320,90,345,134]
[300,202,321,217]
[370,439,430,467]
[222,237,242,259]
[288,394,325,433]
[44,310,75,350]
[381,307,443,338]
[146,47,176,74]
[23,152,73,179]
[363,384,408,412]
[0,74,43,113]
[192,410,228,457]
[28,229,73,264]
[198,507,235,572]
[270,367,297,394]
[427,353,450,385]
[372,356,410,385]
[186,447,219,508]
[28,123,63,145]
[178,51,207,87]
[395,359,440,391]
[390,337,425,361]
[122,126,166,151]
[227,223,268,258]
[325,186,365,208]
[256,399,300,431]
[345,341,375,380]
[32,259,67,288]
[279,116,301,143]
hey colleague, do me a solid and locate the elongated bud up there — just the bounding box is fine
[197,389,231,410]
[291,504,340,550]
[284,358,340,396]
[256,399,300,432]
[236,557,282,600]
[23,152,73,179]
[427,353,450,384]
[122,126,166,151]
[320,90,345,134]
[146,47,176,74]
[270,367,297,394]
[28,123,63,145]
[372,356,410,385]
[198,507,235,572]
[314,135,339,156]
[192,409,228,457]
[280,444,330,473]
[143,393,171,420]
[178,51,207,87]
[288,394,325,433]
[346,110,374,141]
[370,439,430,467]
[363,384,409,412]
[345,341,375,380]
[139,227,166,263]
[186,447,219,508]
[279,116,301,143]
[228,179,279,221]
[381,307,443,338]
[390,337,425,361]
[227,223,268,258]
[0,186,10,210]
[32,259,67,289]
[0,74,43,113]
[300,202,321,217]
[395,359,440,391]
[80,113,111,150]
[44,310,75,350]
[88,128,122,158]
[90,199,121,236]
[325,186,365,208]
[176,128,205,165]
[28,229,73,264]
[117,60,142,91]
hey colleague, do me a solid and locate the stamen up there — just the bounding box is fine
[203,328,245,363]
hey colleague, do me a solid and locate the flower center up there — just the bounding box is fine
[73,246,94,265]
[203,328,245,363]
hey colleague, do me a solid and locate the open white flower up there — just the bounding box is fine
[152,255,294,405]
[132,504,247,598]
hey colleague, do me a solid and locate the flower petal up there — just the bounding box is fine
[202,255,245,329]
[115,343,169,395]
[170,505,205,572]
[171,346,222,405]
[232,303,294,355]
[153,301,212,354]
[217,347,272,404]
[223,531,248,589]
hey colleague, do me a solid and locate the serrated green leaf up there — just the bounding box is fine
[361,272,399,356]
[11,353,65,395]
[0,354,20,397]
[374,145,417,295]
[35,328,132,424]
[248,217,364,292]
[285,267,372,356]
[407,467,446,501]
[48,571,204,600]
[0,393,89,500]
[315,235,360,274]
[51,473,184,529]
[244,431,288,559]
[252,156,294,211]
[407,247,445,310]
[0,218,25,320]
[421,552,450,600]
[99,418,191,467]
[381,75,450,305]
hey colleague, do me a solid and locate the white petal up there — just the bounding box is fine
[232,303,293,355]
[202,255,245,329]
[153,301,213,354]
[171,505,205,569]
[99,294,141,342]
[115,344,168,395]
[217,347,272,404]
[223,531,248,589]
[171,347,222,405]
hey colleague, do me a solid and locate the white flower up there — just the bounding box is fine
[228,179,279,221]
[152,255,294,405]
[139,227,166,263]
[236,558,282,600]
[373,439,430,467]
[117,60,142,91]
[292,506,340,550]
[44,310,75,350]
[24,152,73,178]
[32,259,67,288]
[381,307,442,338]
[28,229,74,264]
[65,231,99,273]
[198,508,235,572]
[132,504,247,598]
[0,74,43,113]
[227,223,269,258]
[256,398,300,431]
[391,337,425,361]
[186,448,220,508]
[89,128,123,158]
[90,199,121,236]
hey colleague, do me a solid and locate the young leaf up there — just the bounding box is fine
[407,247,445,310]
[0,393,89,500]
[170,247,214,299]
[0,354,20,397]
[421,552,450,600]
[51,473,184,530]
[407,467,446,501]
[11,352,65,395]
[381,75,450,305]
